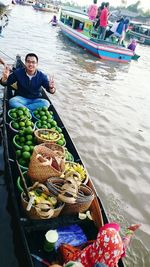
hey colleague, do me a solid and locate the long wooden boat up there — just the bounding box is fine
[19,0,35,6]
[58,7,133,63]
[2,57,124,267]
[32,3,59,13]
[0,0,11,7]
[127,23,150,46]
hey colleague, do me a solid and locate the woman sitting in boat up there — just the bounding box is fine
[53,223,140,267]
[87,0,98,21]
[0,53,55,111]
[127,39,137,53]
[50,15,58,26]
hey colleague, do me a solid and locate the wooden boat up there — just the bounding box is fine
[32,3,59,13]
[58,7,134,63]
[0,0,11,7]
[0,0,11,16]
[51,21,57,26]
[127,23,150,46]
[2,57,124,267]
[19,0,35,6]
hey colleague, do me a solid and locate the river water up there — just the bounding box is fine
[0,5,150,267]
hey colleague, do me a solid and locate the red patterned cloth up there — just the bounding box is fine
[70,223,124,267]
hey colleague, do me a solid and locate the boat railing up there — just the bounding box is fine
[61,5,87,16]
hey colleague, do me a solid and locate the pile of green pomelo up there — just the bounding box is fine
[9,106,72,168]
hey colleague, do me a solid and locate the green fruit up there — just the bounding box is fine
[26,141,33,146]
[17,110,24,116]
[29,146,34,152]
[55,127,62,133]
[19,121,25,127]
[16,150,21,157]
[42,106,48,111]
[25,126,33,135]
[51,120,57,127]
[12,122,19,130]
[20,136,25,143]
[57,139,64,146]
[18,158,27,166]
[22,151,31,159]
[25,120,32,127]
[26,135,33,141]
[41,115,47,121]
[22,145,30,152]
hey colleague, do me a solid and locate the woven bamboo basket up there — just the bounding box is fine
[40,143,65,157]
[63,161,89,184]
[46,177,94,214]
[34,129,60,144]
[27,145,65,182]
[21,183,64,220]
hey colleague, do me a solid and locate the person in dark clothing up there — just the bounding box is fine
[104,17,124,40]
[94,2,105,30]
[0,53,55,111]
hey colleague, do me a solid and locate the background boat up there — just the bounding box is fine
[127,23,150,45]
[0,0,11,7]
[59,7,133,63]
[19,0,35,6]
[32,2,59,13]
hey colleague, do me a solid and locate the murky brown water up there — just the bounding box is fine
[0,5,150,267]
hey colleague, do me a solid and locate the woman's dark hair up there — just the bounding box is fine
[93,0,97,3]
[25,53,38,62]
[100,2,105,9]
[105,2,109,7]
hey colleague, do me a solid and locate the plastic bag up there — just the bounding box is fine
[55,224,87,249]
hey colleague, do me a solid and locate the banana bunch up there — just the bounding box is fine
[64,162,87,182]
[40,132,59,141]
[29,191,57,206]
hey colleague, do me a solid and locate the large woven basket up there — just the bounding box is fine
[34,129,60,144]
[27,144,65,182]
[62,161,89,184]
[46,177,94,214]
[40,143,65,157]
[21,183,64,220]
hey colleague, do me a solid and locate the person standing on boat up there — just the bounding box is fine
[0,53,55,111]
[94,2,105,30]
[104,17,124,40]
[99,2,109,39]
[87,0,98,21]
[118,18,130,45]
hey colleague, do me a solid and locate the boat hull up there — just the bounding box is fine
[59,22,133,63]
